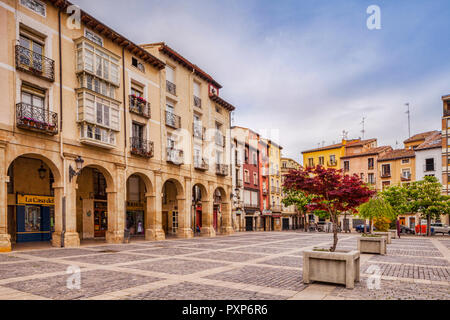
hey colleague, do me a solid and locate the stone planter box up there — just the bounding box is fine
[374,232,392,244]
[303,249,360,289]
[389,229,398,239]
[358,236,387,255]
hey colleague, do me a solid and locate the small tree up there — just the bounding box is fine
[284,165,375,252]
[358,197,395,233]
[381,185,410,235]
[406,176,450,236]
[282,189,314,232]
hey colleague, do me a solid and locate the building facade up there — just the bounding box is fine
[0,0,234,252]
[281,157,300,230]
[442,95,450,195]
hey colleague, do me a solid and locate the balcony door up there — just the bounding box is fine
[19,35,44,72]
[132,122,144,149]
[21,86,46,122]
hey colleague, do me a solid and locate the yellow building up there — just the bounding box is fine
[302,139,378,169]
[0,0,234,252]
[266,140,283,230]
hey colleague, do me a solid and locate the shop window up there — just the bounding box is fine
[172,211,178,234]
[25,206,41,232]
[93,170,107,199]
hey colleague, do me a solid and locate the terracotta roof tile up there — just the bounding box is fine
[378,149,415,162]
[341,146,393,159]
[404,131,439,144]
[415,132,442,150]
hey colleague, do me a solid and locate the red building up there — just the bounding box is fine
[258,139,271,230]
[242,129,260,231]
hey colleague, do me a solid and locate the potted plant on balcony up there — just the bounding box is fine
[284,165,374,288]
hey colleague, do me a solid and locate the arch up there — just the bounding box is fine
[213,186,228,203]
[192,182,208,200]
[161,177,184,196]
[76,162,114,190]
[126,171,153,195]
[6,152,62,185]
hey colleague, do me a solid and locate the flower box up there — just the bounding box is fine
[373,232,392,244]
[303,249,360,289]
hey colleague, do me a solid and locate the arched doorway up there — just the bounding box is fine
[6,155,60,247]
[126,174,147,239]
[213,186,233,235]
[161,179,185,237]
[76,166,113,242]
[192,183,208,236]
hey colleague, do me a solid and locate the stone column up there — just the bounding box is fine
[105,166,125,244]
[220,201,234,235]
[176,178,193,239]
[201,199,216,237]
[145,181,165,241]
[53,164,80,248]
[0,141,11,252]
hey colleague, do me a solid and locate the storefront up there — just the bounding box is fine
[16,194,54,243]
[126,201,145,236]
[262,210,272,231]
[94,201,108,238]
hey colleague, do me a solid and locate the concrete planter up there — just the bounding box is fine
[389,229,398,239]
[358,236,387,255]
[374,232,392,244]
[303,249,360,289]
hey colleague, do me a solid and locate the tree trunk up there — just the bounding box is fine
[427,215,431,237]
[330,212,338,252]
[303,213,308,232]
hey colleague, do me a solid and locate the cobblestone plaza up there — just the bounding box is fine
[0,232,449,300]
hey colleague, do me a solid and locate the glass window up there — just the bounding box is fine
[20,0,46,16]
[24,206,41,232]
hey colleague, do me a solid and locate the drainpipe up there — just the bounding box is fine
[58,9,66,248]
[122,46,129,242]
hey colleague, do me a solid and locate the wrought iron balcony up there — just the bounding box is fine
[194,156,209,171]
[130,137,154,158]
[244,203,260,209]
[129,95,151,118]
[271,205,282,213]
[236,179,243,188]
[15,45,55,82]
[167,147,184,165]
[193,124,206,140]
[166,80,176,95]
[16,103,58,135]
[216,164,229,176]
[194,96,202,108]
[165,111,181,129]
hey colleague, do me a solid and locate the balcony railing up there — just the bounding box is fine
[194,156,209,171]
[167,147,184,165]
[381,172,391,178]
[16,103,58,135]
[165,111,181,129]
[271,187,281,194]
[401,173,412,181]
[271,205,282,213]
[262,188,268,195]
[129,95,151,118]
[244,203,260,209]
[328,161,338,167]
[166,80,176,95]
[236,179,243,188]
[194,96,202,108]
[216,164,229,176]
[15,45,55,82]
[130,137,154,158]
[193,124,206,140]
[444,108,450,117]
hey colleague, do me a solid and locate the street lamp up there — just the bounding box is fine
[69,156,84,182]
[37,162,47,180]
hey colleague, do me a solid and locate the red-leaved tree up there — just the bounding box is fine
[284,165,375,252]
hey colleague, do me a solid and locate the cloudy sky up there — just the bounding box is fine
[73,0,450,163]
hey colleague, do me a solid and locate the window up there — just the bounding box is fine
[368,158,374,170]
[216,106,221,114]
[253,173,258,186]
[20,0,46,16]
[78,74,115,99]
[308,158,314,167]
[382,181,391,190]
[19,34,44,72]
[172,211,178,234]
[402,169,411,179]
[319,157,324,166]
[401,159,410,164]
[343,161,350,172]
[132,57,145,73]
[194,82,200,98]
[360,173,364,181]
[252,153,257,166]
[330,155,336,164]
[132,122,144,140]
[85,29,103,47]
[245,147,249,163]
[381,164,391,177]
[24,206,41,232]
[244,170,250,183]
[368,173,375,184]
[93,170,107,198]
[166,65,175,83]
[76,41,120,85]
[425,158,435,172]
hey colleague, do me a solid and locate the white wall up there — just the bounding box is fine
[415,148,442,183]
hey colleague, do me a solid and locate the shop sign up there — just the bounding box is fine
[17,194,54,206]
[127,201,144,211]
[262,210,272,216]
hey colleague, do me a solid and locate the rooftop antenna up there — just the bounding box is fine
[231,112,235,126]
[361,117,366,140]
[395,140,399,149]
[322,141,325,147]
[341,130,349,141]
[405,103,411,138]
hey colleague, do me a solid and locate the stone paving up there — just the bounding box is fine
[0,232,448,300]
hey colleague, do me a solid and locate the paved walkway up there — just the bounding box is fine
[0,232,449,300]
